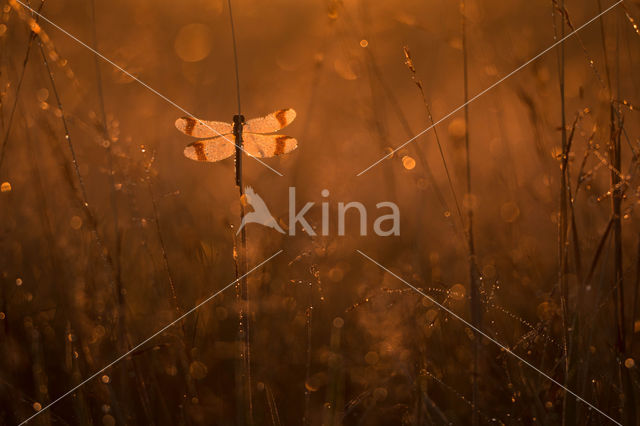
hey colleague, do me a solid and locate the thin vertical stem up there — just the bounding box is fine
[227,1,252,424]
[89,0,121,290]
[0,1,43,173]
[554,1,574,424]
[611,13,633,425]
[228,0,241,117]
[303,305,313,426]
[461,2,480,424]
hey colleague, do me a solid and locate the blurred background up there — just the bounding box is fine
[0,0,639,424]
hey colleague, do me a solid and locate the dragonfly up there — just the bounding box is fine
[175,109,298,185]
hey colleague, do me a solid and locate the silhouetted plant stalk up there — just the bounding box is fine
[356,4,397,200]
[631,236,640,360]
[89,0,121,308]
[460,2,481,424]
[609,14,633,423]
[323,317,345,426]
[143,152,199,406]
[265,382,282,426]
[402,46,463,234]
[145,165,182,321]
[227,0,253,423]
[303,304,313,426]
[550,2,576,424]
[0,0,43,175]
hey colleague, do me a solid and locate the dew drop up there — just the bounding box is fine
[70,216,83,230]
[332,317,344,328]
[402,156,416,170]
[384,147,394,159]
[449,283,466,300]
[189,361,208,380]
[36,88,49,102]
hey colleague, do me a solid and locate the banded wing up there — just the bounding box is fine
[244,108,296,134]
[175,116,233,138]
[243,133,297,158]
[183,135,235,162]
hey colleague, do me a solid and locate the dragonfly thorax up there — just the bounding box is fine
[232,114,245,136]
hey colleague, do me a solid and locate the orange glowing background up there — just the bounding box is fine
[0,0,639,424]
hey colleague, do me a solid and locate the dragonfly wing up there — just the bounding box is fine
[243,133,297,158]
[175,117,233,138]
[244,108,296,133]
[184,135,235,162]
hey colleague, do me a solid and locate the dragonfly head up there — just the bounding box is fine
[233,114,245,125]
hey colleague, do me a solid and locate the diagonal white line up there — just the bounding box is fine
[11,0,283,177]
[357,250,621,426]
[356,0,623,177]
[18,249,283,425]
